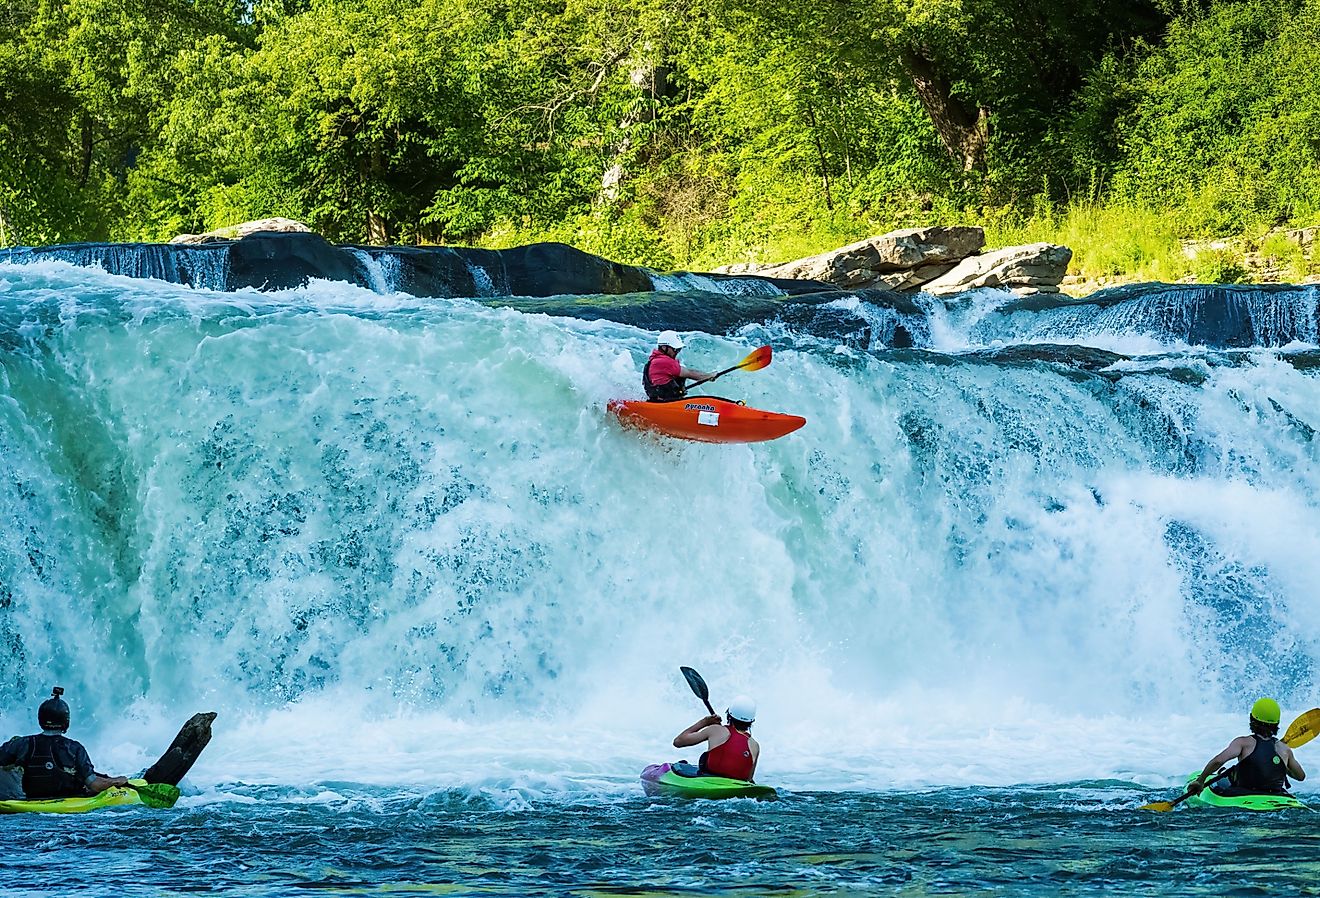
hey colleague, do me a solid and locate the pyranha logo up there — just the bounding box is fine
[684,403,717,412]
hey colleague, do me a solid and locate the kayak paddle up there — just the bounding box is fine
[1140,707,1320,812]
[680,666,717,716]
[125,780,181,809]
[697,345,772,385]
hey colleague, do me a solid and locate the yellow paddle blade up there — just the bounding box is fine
[1284,707,1320,748]
[1139,800,1176,813]
[737,345,772,372]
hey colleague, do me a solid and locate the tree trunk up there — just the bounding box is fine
[365,149,392,244]
[366,209,391,244]
[79,114,93,187]
[599,59,675,203]
[804,103,834,211]
[144,712,216,786]
[899,47,989,172]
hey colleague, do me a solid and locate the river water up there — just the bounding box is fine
[2,258,1320,895]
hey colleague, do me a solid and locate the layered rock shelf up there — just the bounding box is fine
[4,218,1073,300]
[719,226,1073,296]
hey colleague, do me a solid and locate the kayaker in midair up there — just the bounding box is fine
[0,687,130,800]
[1187,697,1305,798]
[644,331,714,402]
[673,696,760,781]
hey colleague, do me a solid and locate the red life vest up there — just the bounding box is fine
[702,725,754,780]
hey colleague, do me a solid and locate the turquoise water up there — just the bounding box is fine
[3,260,1320,894]
[5,786,1318,896]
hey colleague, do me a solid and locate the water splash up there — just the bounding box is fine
[2,262,1320,792]
[647,271,784,297]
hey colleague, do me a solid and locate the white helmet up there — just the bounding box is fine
[657,330,685,350]
[727,696,756,724]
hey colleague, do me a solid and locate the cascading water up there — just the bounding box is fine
[2,257,1320,800]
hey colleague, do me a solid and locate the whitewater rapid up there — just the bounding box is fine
[2,260,1320,799]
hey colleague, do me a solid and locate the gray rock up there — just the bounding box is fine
[751,226,985,288]
[923,243,1073,296]
[170,217,311,245]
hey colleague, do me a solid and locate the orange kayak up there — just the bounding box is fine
[607,396,806,444]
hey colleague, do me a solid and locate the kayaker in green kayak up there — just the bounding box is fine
[672,696,760,781]
[0,687,130,800]
[1187,698,1305,799]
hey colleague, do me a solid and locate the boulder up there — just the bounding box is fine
[746,226,985,289]
[922,243,1073,296]
[170,217,311,245]
[226,231,362,290]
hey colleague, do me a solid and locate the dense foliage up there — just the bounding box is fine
[3,0,1320,268]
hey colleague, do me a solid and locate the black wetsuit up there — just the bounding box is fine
[0,733,95,799]
[1219,734,1291,796]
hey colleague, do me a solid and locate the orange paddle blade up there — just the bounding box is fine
[738,345,772,372]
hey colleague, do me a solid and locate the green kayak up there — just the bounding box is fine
[1183,773,1306,811]
[641,763,777,800]
[0,780,149,815]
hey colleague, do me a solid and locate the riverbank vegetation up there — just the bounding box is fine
[3,0,1320,278]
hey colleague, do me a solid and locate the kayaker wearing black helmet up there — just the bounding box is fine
[1188,697,1305,798]
[643,331,714,402]
[672,696,760,782]
[0,687,130,799]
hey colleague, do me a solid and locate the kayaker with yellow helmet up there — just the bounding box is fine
[643,331,714,402]
[1188,698,1305,798]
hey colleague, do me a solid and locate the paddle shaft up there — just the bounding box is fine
[700,363,744,385]
[693,346,771,386]
[1164,766,1234,810]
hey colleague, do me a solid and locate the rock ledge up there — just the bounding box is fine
[719,226,1072,296]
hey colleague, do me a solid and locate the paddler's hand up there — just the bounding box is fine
[1187,779,1205,796]
[701,714,722,727]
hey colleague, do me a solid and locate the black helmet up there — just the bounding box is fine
[38,686,69,732]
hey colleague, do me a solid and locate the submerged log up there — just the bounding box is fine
[144,712,217,786]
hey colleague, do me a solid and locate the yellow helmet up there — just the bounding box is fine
[1250,697,1281,725]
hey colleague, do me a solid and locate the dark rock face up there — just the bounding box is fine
[366,241,655,297]
[2,232,828,300]
[227,233,362,291]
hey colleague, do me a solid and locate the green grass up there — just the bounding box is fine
[480,187,1320,288]
[983,202,1196,283]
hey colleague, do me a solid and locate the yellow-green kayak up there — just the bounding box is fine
[1183,773,1306,812]
[641,763,777,800]
[0,780,148,814]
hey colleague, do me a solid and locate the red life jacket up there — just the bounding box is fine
[702,725,754,780]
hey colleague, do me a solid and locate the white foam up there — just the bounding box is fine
[1,265,1319,796]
